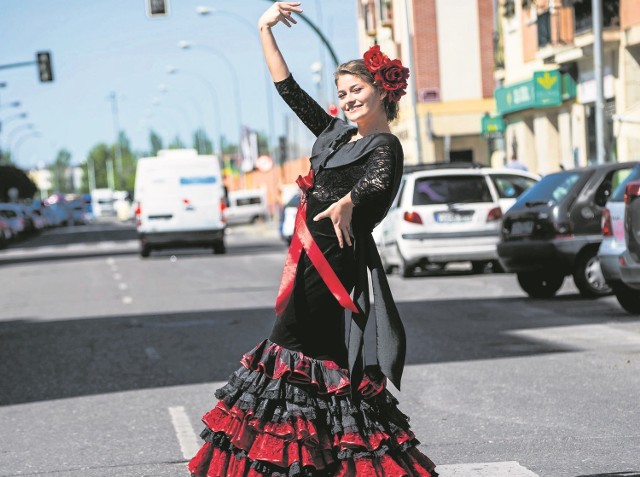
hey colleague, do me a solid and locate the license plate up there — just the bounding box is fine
[510,220,534,236]
[435,211,473,223]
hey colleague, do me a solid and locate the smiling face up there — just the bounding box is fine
[336,73,386,124]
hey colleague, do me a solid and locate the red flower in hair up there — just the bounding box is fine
[363,45,389,73]
[363,46,409,103]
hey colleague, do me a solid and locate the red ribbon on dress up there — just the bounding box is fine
[275,170,359,316]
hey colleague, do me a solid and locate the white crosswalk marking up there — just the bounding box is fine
[436,461,539,476]
[169,406,200,461]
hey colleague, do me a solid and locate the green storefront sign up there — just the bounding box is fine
[481,115,505,137]
[495,70,576,115]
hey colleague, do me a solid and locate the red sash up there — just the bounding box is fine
[275,170,359,316]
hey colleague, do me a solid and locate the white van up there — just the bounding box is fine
[134,149,226,257]
[224,188,269,225]
[91,188,116,217]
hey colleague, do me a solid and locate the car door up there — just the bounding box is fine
[379,178,407,264]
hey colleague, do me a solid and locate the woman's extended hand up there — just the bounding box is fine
[258,2,303,29]
[313,194,354,248]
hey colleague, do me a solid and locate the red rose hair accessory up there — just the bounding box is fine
[363,45,410,103]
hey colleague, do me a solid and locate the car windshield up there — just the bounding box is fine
[412,175,492,205]
[611,165,640,202]
[489,174,537,198]
[516,170,583,205]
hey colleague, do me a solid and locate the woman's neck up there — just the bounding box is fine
[354,116,391,138]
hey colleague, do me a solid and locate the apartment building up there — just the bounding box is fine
[495,0,640,173]
[356,0,497,165]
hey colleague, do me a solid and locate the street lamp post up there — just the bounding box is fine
[159,83,206,153]
[195,6,277,157]
[166,65,224,158]
[178,40,244,166]
[12,130,41,165]
[108,92,124,190]
[6,123,35,146]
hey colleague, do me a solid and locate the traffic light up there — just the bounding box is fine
[146,0,169,17]
[36,51,53,82]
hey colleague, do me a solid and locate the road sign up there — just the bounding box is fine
[255,155,273,172]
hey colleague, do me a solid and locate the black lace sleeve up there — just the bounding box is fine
[275,74,332,137]
[350,145,396,207]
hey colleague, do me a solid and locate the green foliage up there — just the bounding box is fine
[149,130,163,156]
[193,128,213,155]
[0,165,37,201]
[51,148,73,193]
[168,136,186,149]
[0,150,14,166]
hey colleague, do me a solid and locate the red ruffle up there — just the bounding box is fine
[240,340,385,397]
[195,401,424,473]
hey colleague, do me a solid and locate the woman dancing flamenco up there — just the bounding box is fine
[188,2,438,476]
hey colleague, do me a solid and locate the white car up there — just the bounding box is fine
[375,165,540,277]
[224,189,270,225]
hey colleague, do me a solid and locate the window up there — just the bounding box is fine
[490,174,537,199]
[517,171,582,205]
[611,166,640,202]
[378,0,393,24]
[537,10,551,48]
[412,176,493,206]
[236,197,262,207]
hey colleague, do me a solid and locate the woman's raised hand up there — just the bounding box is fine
[258,2,303,29]
[313,194,354,249]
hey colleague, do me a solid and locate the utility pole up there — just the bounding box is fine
[109,92,124,188]
[592,0,606,164]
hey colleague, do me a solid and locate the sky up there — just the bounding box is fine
[0,0,360,169]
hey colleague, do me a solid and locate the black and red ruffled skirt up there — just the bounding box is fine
[188,339,437,477]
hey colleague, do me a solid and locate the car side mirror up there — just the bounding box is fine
[594,180,612,207]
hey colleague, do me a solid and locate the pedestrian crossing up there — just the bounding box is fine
[437,461,539,476]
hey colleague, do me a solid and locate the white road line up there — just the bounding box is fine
[112,272,122,280]
[122,296,133,304]
[118,282,128,290]
[105,257,115,265]
[145,347,161,360]
[168,406,200,461]
[437,461,539,477]
[508,324,640,351]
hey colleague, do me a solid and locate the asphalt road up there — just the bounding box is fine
[0,221,639,477]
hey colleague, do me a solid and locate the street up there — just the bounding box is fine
[1,222,639,477]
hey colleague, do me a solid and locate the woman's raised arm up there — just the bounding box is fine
[258,2,303,82]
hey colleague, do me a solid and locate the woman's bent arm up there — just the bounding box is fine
[258,2,303,82]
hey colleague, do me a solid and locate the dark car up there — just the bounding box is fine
[498,162,638,298]
[618,180,640,312]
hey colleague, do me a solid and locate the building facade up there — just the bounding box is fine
[494,0,640,174]
[356,0,497,166]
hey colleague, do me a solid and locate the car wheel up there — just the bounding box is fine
[213,239,226,255]
[612,282,640,314]
[396,247,414,278]
[517,271,565,298]
[573,249,611,298]
[381,254,394,274]
[140,244,151,258]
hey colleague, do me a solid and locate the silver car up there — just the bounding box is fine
[375,166,539,277]
[618,179,640,312]
[598,164,640,312]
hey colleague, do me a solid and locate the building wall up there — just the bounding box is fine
[435,0,482,101]
[478,0,497,98]
[412,0,440,93]
[621,0,640,30]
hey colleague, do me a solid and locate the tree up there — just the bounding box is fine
[51,148,72,193]
[0,150,14,166]
[81,143,112,192]
[149,130,163,157]
[0,165,37,201]
[168,136,186,149]
[192,128,213,155]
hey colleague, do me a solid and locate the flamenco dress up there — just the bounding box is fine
[188,74,438,477]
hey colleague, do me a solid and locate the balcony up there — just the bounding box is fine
[574,0,620,34]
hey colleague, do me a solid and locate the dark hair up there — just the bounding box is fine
[334,59,399,122]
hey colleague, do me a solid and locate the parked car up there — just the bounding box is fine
[498,162,638,298]
[617,180,640,312]
[0,217,12,247]
[280,193,300,244]
[0,203,28,238]
[598,164,640,312]
[224,189,270,225]
[26,206,48,231]
[375,165,540,277]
